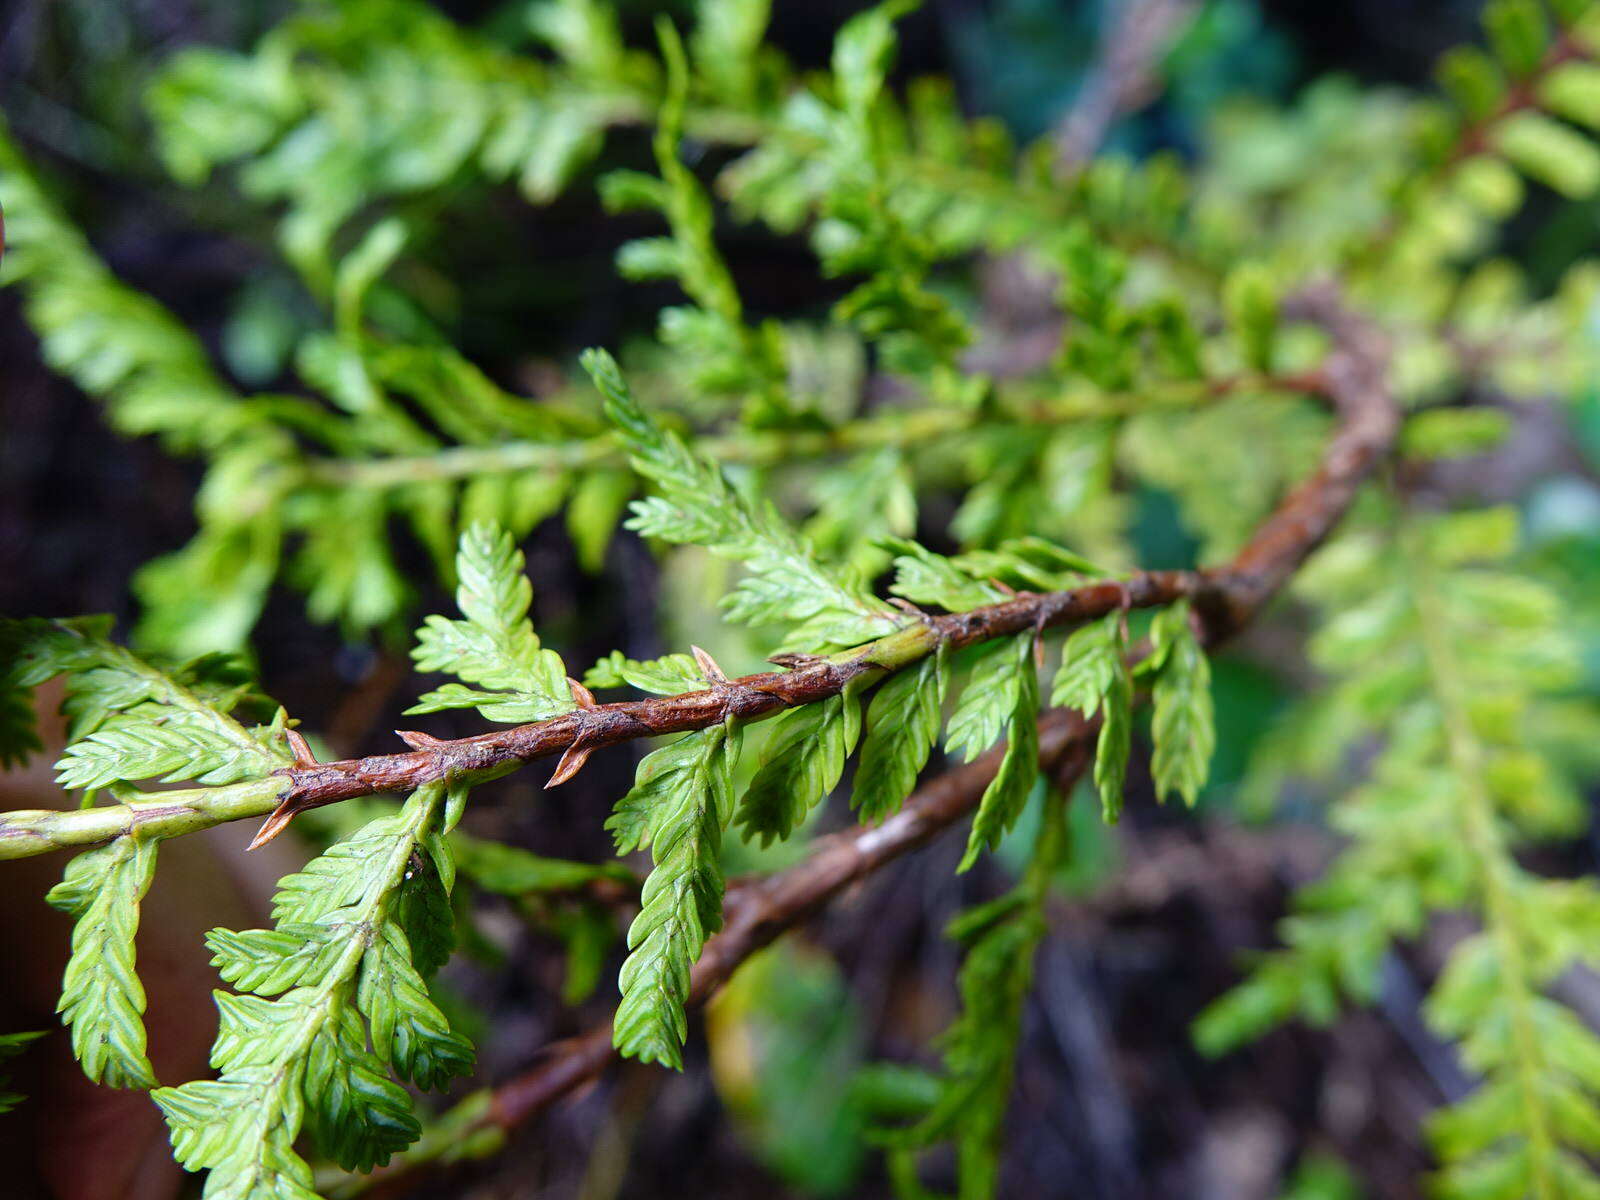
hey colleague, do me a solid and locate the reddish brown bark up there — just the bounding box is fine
[356,290,1398,1182]
[259,298,1393,850]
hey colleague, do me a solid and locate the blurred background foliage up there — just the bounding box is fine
[5,1,1600,1198]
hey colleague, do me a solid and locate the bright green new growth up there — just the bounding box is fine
[0,618,294,1089]
[156,783,473,1194]
[855,646,950,823]
[950,636,1043,871]
[1197,505,1600,1199]
[1051,613,1135,821]
[409,524,574,722]
[739,690,865,846]
[583,346,904,651]
[610,722,743,1069]
[584,649,707,696]
[1146,601,1216,808]
[48,838,160,1089]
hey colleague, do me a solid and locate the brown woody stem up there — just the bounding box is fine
[332,287,1397,1193]
[0,289,1394,861]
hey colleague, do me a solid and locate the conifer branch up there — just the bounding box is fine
[326,293,1398,1191]
[298,367,1322,494]
[1443,24,1587,171]
[0,293,1394,860]
[335,712,1097,1193]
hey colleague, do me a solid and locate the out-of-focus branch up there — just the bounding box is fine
[1054,0,1197,171]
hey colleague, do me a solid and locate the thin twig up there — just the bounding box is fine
[1054,0,1197,172]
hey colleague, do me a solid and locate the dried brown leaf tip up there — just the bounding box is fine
[247,794,303,851]
[691,644,730,686]
[284,728,320,767]
[396,729,445,750]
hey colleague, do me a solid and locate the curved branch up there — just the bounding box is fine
[303,369,1315,492]
[0,295,1393,861]
[345,712,1095,1196]
[342,289,1398,1192]
[260,291,1391,837]
[495,714,1096,1132]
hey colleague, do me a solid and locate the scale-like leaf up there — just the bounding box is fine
[1051,613,1133,822]
[960,660,1041,871]
[1149,601,1215,807]
[1094,670,1133,824]
[410,524,573,723]
[156,784,473,1194]
[583,349,903,651]
[946,635,1034,763]
[584,649,706,695]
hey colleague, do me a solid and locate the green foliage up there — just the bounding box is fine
[0,675,39,770]
[956,638,1042,871]
[706,942,869,1196]
[0,1031,45,1114]
[451,830,634,896]
[584,347,905,650]
[47,837,160,1088]
[1051,613,1135,821]
[739,687,866,846]
[156,783,473,1193]
[3,1,1600,1197]
[409,524,574,722]
[1145,601,1216,807]
[584,649,707,695]
[611,721,743,1069]
[854,646,950,823]
[0,619,293,1091]
[862,791,1068,1197]
[1198,507,1600,1196]
[1,617,288,795]
[601,17,786,411]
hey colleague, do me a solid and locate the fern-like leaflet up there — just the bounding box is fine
[0,618,292,1088]
[1198,506,1600,1196]
[156,782,473,1195]
[862,789,1070,1197]
[608,720,744,1069]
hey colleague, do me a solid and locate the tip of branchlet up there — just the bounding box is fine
[546,742,595,789]
[690,644,729,685]
[395,729,443,750]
